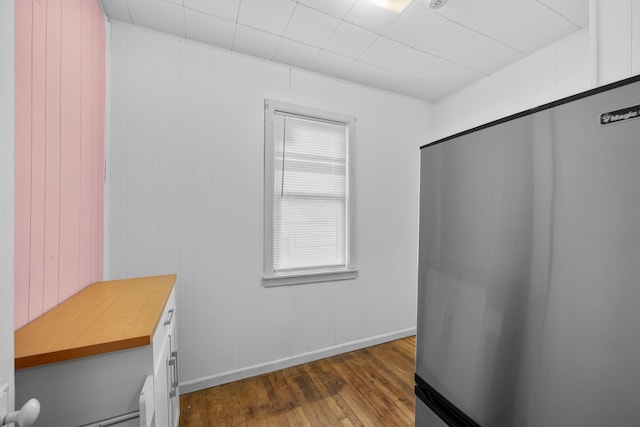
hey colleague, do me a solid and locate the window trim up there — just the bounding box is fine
[263,99,358,287]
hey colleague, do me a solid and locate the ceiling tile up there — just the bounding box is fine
[391,75,453,100]
[237,0,296,36]
[273,38,320,70]
[99,0,133,23]
[185,8,235,49]
[344,0,400,33]
[127,0,185,38]
[284,5,341,48]
[324,21,378,58]
[311,50,357,79]
[341,60,451,100]
[360,36,484,88]
[183,0,241,22]
[99,0,589,102]
[385,3,524,74]
[233,24,281,61]
[537,0,589,27]
[429,0,580,54]
[297,0,358,19]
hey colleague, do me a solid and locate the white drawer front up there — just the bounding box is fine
[152,288,176,366]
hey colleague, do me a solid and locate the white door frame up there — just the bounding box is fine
[0,0,16,415]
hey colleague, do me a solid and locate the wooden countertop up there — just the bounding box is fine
[15,274,176,370]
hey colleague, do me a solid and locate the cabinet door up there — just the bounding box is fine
[168,332,179,426]
[154,338,171,427]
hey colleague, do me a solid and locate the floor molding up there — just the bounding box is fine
[179,327,416,395]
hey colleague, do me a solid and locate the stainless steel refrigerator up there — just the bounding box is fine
[415,75,640,427]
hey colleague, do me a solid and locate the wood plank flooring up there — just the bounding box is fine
[179,336,416,426]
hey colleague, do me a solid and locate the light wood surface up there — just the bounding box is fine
[179,336,416,426]
[14,274,176,369]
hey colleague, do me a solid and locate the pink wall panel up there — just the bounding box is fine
[14,0,105,330]
[59,0,83,302]
[29,0,47,321]
[43,0,62,313]
[78,0,94,293]
[14,0,33,329]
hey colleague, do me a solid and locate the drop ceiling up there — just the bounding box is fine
[98,0,588,101]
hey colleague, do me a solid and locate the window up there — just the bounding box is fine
[263,100,357,286]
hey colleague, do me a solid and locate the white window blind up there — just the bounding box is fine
[272,112,348,272]
[264,100,357,286]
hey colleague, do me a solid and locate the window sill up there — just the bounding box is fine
[262,268,359,287]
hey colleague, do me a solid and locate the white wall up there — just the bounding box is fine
[433,28,591,140]
[592,0,640,85]
[0,0,15,413]
[434,0,640,140]
[105,22,431,392]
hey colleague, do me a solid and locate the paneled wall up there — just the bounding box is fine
[14,0,105,329]
[433,29,591,140]
[106,22,430,391]
[434,0,640,140]
[593,0,640,85]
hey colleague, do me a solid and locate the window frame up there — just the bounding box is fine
[263,99,358,287]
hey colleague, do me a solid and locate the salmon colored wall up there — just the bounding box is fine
[14,0,105,330]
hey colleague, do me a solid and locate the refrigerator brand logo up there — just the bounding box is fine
[600,104,640,125]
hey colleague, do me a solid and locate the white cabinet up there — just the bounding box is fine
[15,275,179,427]
[149,290,179,427]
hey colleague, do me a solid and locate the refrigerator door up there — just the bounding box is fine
[417,116,536,426]
[416,77,640,427]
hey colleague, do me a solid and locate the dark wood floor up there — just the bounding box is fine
[179,336,416,426]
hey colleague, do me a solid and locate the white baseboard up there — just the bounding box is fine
[178,327,416,395]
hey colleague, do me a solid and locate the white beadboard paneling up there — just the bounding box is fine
[237,0,296,35]
[235,62,293,368]
[208,55,243,374]
[334,280,367,344]
[433,28,592,140]
[192,47,216,379]
[284,4,341,48]
[596,0,633,85]
[107,23,129,279]
[178,41,197,382]
[183,0,241,21]
[323,21,378,58]
[125,29,160,277]
[232,24,281,61]
[157,36,182,276]
[535,44,559,105]
[557,29,590,98]
[290,284,337,355]
[106,23,428,390]
[184,8,235,50]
